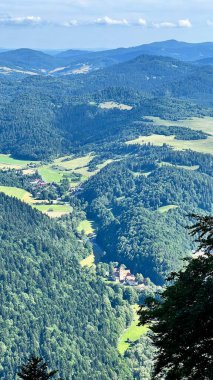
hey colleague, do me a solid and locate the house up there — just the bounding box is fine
[125,274,137,286]
[119,266,131,282]
[111,265,138,286]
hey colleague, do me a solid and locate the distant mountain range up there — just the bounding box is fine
[1,40,213,77]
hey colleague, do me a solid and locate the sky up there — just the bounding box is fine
[0,0,213,50]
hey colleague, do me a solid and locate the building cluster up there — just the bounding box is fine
[30,178,47,188]
[111,265,137,286]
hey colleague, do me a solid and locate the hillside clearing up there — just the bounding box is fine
[77,220,95,235]
[146,116,213,136]
[99,101,132,111]
[157,205,179,213]
[0,185,71,218]
[32,204,71,217]
[126,134,213,154]
[0,186,30,200]
[0,154,36,169]
[159,162,199,171]
[118,305,148,355]
[80,254,95,268]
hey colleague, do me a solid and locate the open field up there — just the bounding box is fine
[118,305,148,355]
[0,186,30,200]
[0,185,71,218]
[54,154,94,170]
[77,220,95,235]
[0,154,37,169]
[37,166,65,183]
[32,204,71,218]
[80,254,95,268]
[127,134,213,154]
[43,154,95,185]
[99,101,133,111]
[50,155,114,186]
[158,205,179,213]
[159,162,199,171]
[147,116,213,135]
[0,153,114,188]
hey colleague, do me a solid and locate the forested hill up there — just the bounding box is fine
[0,62,212,160]
[78,145,213,284]
[1,40,213,76]
[0,192,132,379]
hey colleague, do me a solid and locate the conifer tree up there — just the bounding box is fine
[17,356,62,380]
[138,215,213,379]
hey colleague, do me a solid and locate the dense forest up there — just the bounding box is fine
[0,53,212,160]
[0,193,134,379]
[78,145,213,283]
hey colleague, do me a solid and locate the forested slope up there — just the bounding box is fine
[78,146,213,284]
[0,53,212,160]
[0,193,132,379]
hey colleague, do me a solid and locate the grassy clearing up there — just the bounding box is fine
[0,186,30,200]
[118,305,148,355]
[99,101,132,111]
[0,154,36,169]
[50,155,114,186]
[54,155,94,170]
[77,220,95,235]
[146,116,213,136]
[0,185,71,218]
[37,166,65,183]
[159,162,199,171]
[0,153,114,188]
[158,205,179,213]
[33,204,71,213]
[32,204,71,218]
[80,254,95,268]
[127,134,213,154]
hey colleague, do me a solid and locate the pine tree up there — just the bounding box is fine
[17,356,62,380]
[138,215,213,379]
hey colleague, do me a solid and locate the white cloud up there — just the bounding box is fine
[95,16,129,26]
[0,15,43,26]
[62,19,78,27]
[178,19,192,28]
[138,18,147,26]
[153,21,176,28]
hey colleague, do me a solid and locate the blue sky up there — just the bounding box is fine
[0,0,213,49]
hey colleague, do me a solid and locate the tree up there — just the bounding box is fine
[138,215,213,379]
[17,356,62,380]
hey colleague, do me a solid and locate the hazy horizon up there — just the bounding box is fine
[2,39,213,53]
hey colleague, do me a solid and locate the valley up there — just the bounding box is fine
[0,40,212,379]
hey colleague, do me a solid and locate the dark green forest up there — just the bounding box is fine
[0,193,133,379]
[78,145,213,283]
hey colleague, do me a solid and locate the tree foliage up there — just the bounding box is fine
[138,216,213,379]
[18,356,60,380]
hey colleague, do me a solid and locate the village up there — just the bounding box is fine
[109,265,147,289]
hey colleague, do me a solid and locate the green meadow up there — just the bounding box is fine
[127,134,213,154]
[77,220,95,235]
[118,305,148,355]
[0,154,37,169]
[0,185,71,218]
[80,254,95,268]
[0,186,30,200]
[146,116,213,136]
